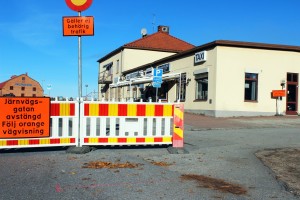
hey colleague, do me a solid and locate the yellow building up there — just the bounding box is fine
[98,26,300,117]
[97,26,195,101]
[120,40,300,117]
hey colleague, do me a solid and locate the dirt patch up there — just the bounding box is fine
[82,161,142,169]
[150,161,173,167]
[181,174,247,195]
[256,148,300,196]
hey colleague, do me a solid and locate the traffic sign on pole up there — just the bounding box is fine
[65,0,93,12]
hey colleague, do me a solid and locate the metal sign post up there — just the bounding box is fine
[64,0,93,147]
[78,11,82,99]
[153,69,163,102]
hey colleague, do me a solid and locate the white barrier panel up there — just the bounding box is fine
[80,101,174,146]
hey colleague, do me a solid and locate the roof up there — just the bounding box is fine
[97,31,195,63]
[0,73,40,89]
[123,40,300,74]
[124,31,195,52]
[0,81,8,89]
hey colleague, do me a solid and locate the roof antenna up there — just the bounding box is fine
[152,14,156,33]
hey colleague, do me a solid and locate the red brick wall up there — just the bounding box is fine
[0,74,44,97]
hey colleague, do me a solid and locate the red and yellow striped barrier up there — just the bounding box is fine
[51,103,76,116]
[173,104,184,148]
[84,103,173,117]
[84,136,172,144]
[0,138,76,147]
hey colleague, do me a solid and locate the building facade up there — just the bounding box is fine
[97,25,195,101]
[119,40,300,117]
[0,73,44,97]
[98,27,300,117]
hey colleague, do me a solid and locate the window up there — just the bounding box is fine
[21,87,25,91]
[33,87,36,91]
[116,60,119,74]
[195,72,208,100]
[176,73,186,101]
[21,93,25,97]
[22,77,25,80]
[244,73,258,101]
[10,86,13,90]
[158,82,168,101]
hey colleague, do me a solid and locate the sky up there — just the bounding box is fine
[1,0,300,98]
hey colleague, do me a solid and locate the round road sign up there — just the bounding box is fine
[65,0,93,12]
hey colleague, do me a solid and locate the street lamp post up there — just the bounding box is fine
[85,84,88,99]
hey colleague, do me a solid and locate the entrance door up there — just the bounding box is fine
[286,73,298,115]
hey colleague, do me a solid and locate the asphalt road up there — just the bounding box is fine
[1,127,300,200]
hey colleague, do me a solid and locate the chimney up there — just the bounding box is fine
[158,25,169,34]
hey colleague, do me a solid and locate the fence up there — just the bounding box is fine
[0,99,183,149]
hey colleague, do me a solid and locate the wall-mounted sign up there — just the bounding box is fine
[65,0,93,12]
[158,63,170,73]
[195,51,207,64]
[15,83,33,87]
[0,97,50,139]
[63,16,94,36]
[272,90,286,98]
[145,67,153,77]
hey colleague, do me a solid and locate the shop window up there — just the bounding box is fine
[10,86,13,90]
[244,73,258,101]
[176,73,186,101]
[158,82,168,101]
[195,73,208,100]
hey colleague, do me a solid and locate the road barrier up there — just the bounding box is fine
[0,98,183,149]
[0,100,79,149]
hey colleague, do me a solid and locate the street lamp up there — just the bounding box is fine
[47,84,52,97]
[85,84,88,99]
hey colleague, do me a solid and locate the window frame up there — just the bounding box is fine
[176,73,186,102]
[244,73,258,102]
[194,72,208,101]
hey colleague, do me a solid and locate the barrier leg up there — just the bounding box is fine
[172,104,184,148]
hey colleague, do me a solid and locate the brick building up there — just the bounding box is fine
[0,73,44,97]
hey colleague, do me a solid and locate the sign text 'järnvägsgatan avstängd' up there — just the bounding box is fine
[0,98,50,139]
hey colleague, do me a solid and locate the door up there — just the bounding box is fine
[286,73,298,115]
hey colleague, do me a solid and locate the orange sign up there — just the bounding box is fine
[65,0,93,12]
[63,16,94,36]
[0,97,50,139]
[272,90,286,98]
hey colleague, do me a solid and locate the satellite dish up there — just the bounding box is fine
[141,28,147,36]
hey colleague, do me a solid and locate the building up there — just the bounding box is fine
[97,25,195,101]
[117,40,300,117]
[97,27,300,117]
[0,73,44,97]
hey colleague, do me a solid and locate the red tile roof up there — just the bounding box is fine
[0,81,8,89]
[124,31,195,52]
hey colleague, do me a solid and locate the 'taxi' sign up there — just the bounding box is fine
[65,0,93,12]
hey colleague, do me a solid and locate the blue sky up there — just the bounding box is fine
[1,0,300,98]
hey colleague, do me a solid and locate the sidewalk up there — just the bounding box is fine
[184,112,300,130]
